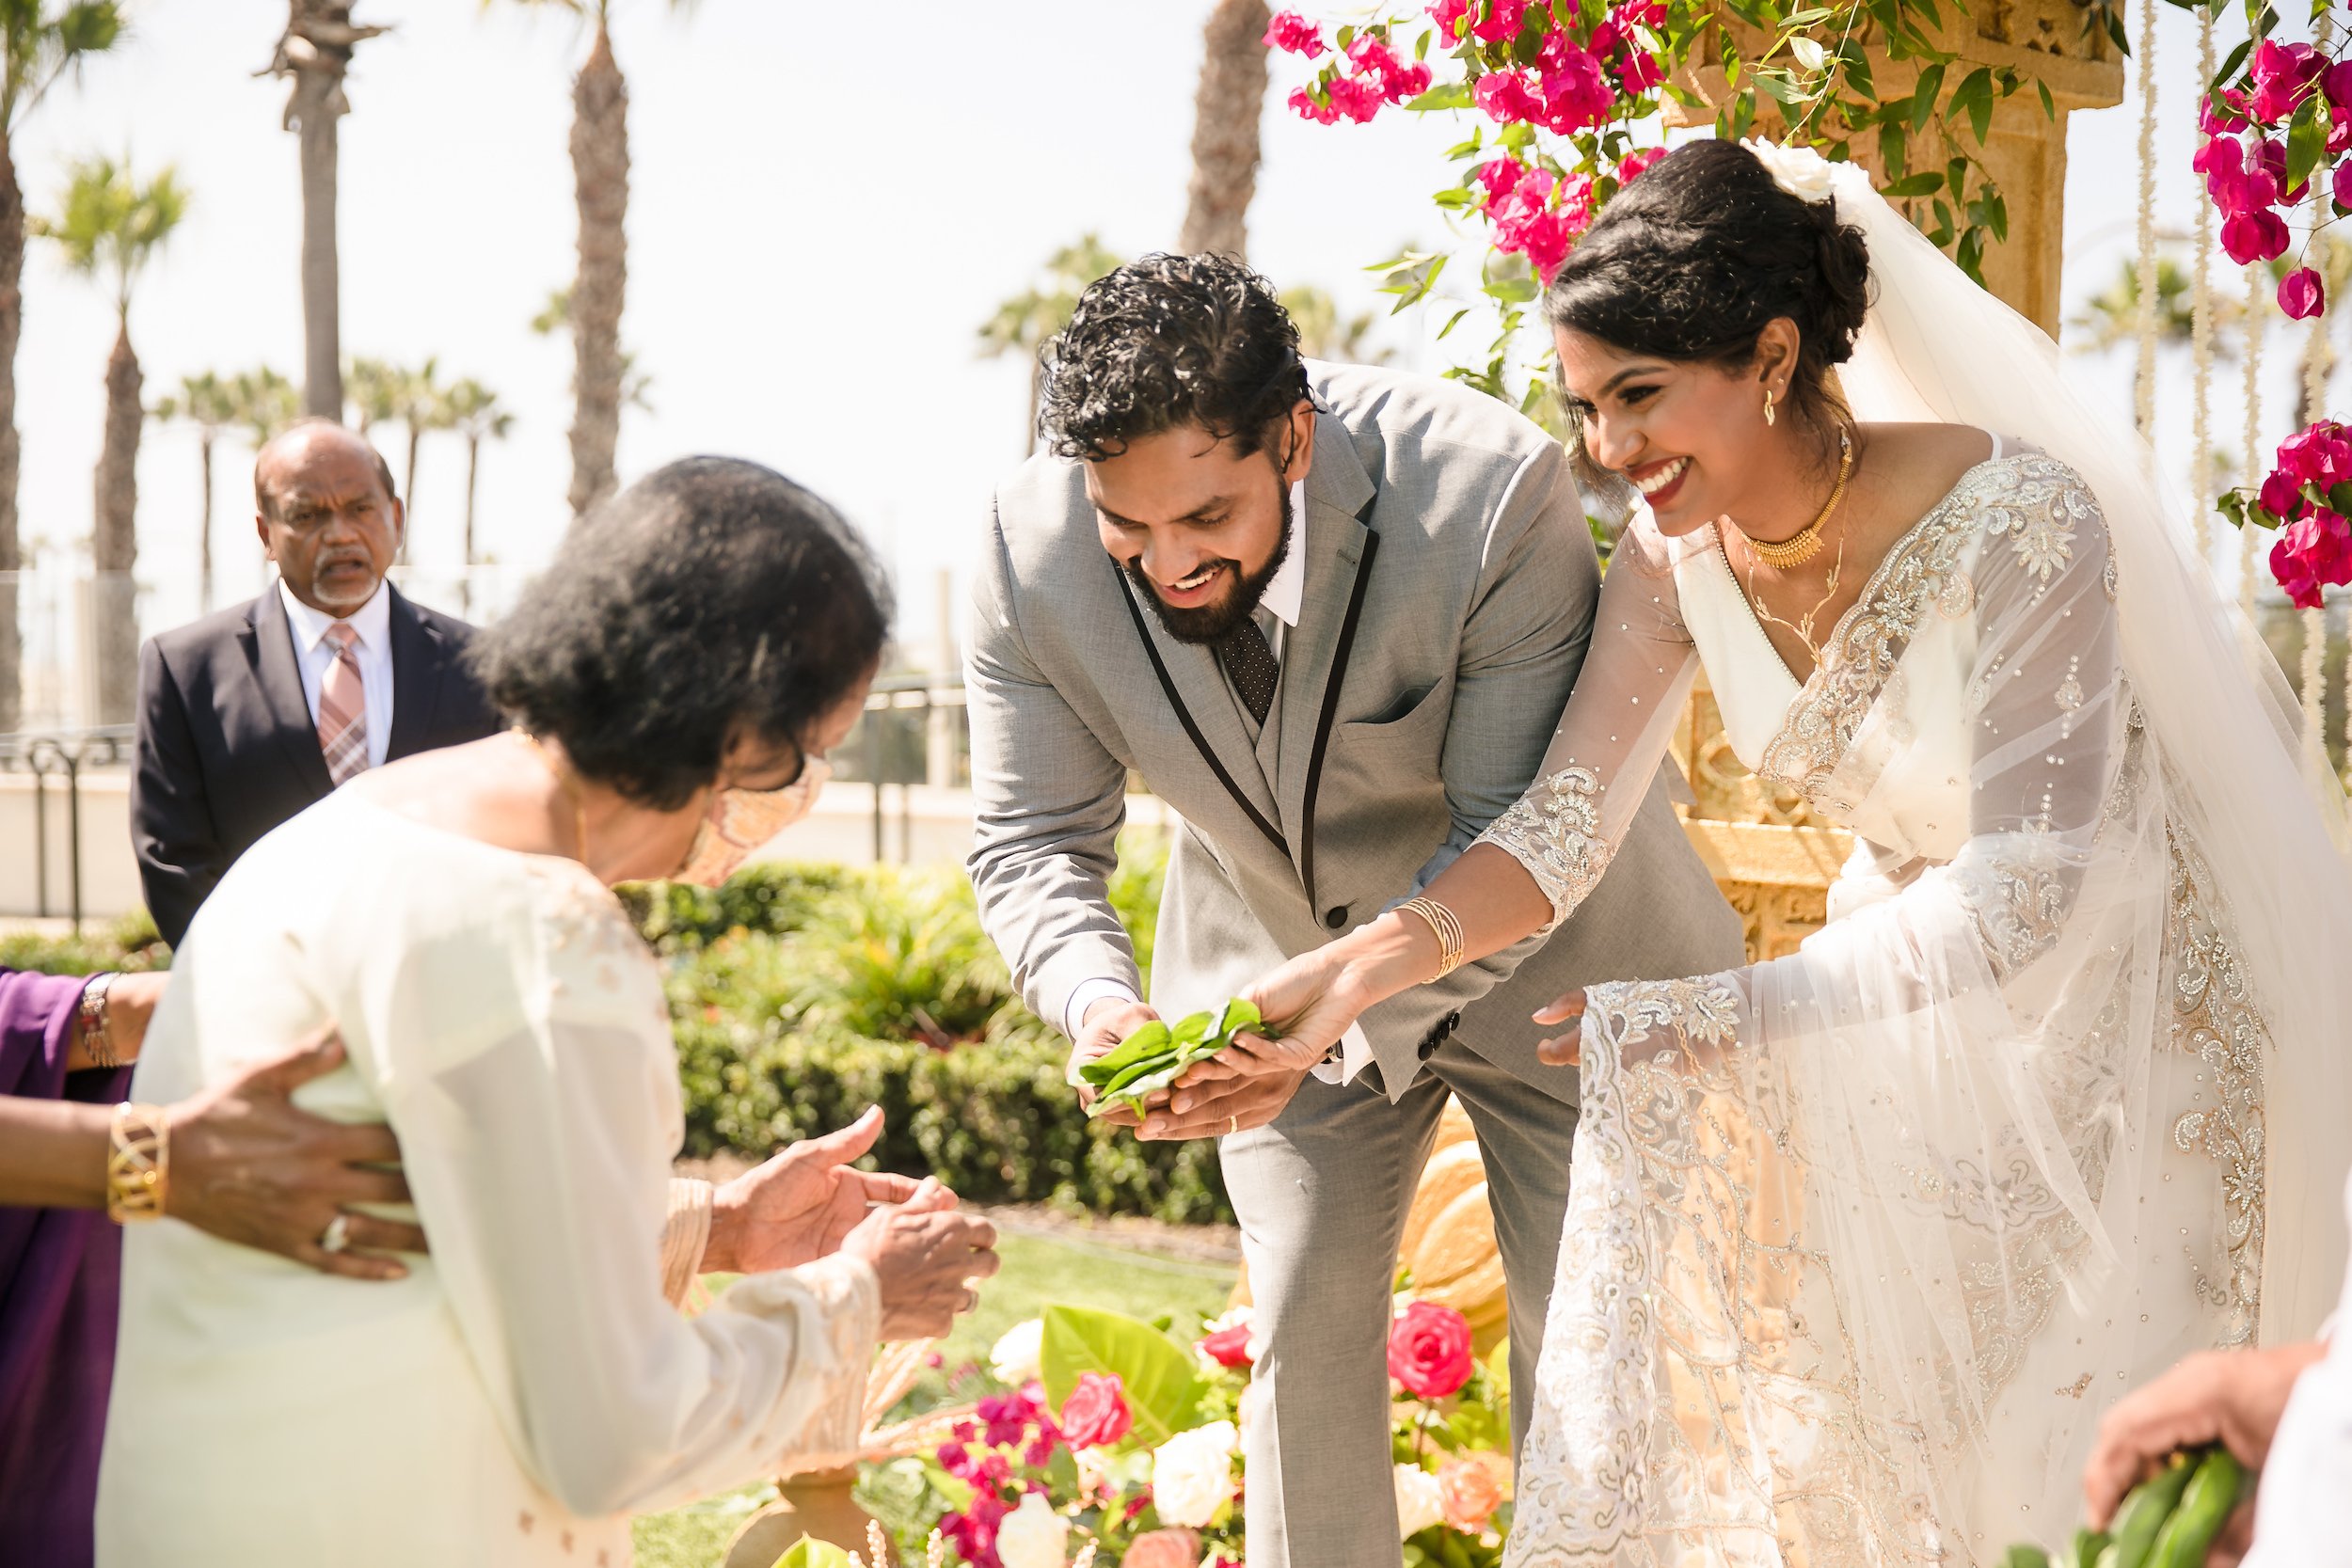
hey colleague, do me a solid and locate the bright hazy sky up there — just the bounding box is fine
[13,1,2248,651]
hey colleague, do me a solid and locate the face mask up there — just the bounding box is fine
[674,755,833,886]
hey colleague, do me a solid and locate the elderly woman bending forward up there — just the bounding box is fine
[96,459,997,1567]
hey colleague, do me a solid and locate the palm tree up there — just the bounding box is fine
[531,281,653,413]
[228,364,300,450]
[978,235,1125,453]
[391,354,447,531]
[1178,0,1271,259]
[0,1,124,732]
[441,377,511,613]
[500,2,691,518]
[264,2,386,420]
[33,154,188,723]
[2065,254,2199,356]
[343,354,402,434]
[151,370,238,614]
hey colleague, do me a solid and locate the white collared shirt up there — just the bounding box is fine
[1069,480,1373,1088]
[278,578,395,771]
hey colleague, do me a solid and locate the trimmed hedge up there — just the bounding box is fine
[3,845,1217,1222]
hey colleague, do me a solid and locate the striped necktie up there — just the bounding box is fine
[316,622,370,786]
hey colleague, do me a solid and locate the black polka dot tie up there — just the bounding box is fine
[1216,617,1280,726]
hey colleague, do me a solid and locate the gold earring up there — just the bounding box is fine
[1763,388,1777,426]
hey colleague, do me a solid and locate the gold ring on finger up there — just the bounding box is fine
[320,1213,352,1255]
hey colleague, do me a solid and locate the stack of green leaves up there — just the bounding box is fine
[2001,1445,2249,1568]
[1080,999,1270,1120]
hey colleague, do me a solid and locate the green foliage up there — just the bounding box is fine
[30,151,186,315]
[656,849,1223,1222]
[0,908,168,975]
[769,1539,855,1568]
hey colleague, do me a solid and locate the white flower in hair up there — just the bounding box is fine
[1742,138,1836,204]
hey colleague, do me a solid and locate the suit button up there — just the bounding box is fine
[1324,906,1348,929]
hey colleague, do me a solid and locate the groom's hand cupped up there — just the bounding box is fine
[1143,1065,1306,1141]
[1068,999,1165,1129]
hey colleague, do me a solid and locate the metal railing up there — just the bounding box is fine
[0,725,134,929]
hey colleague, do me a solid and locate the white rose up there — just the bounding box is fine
[1150,1419,1239,1528]
[990,1318,1044,1386]
[1741,138,1836,204]
[996,1491,1071,1568]
[1394,1463,1447,1540]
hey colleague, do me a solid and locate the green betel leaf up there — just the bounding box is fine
[771,1538,857,1568]
[1216,996,1265,1044]
[1099,1052,1184,1099]
[1081,1022,1174,1085]
[1040,1304,1204,1448]
[1169,1009,1217,1048]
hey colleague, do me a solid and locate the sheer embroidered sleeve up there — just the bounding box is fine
[1472,515,1699,930]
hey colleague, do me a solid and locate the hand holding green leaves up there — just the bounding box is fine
[1081,999,1272,1120]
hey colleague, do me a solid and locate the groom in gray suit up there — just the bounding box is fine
[965,255,1741,1568]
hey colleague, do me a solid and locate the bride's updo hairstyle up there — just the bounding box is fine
[1545,139,1872,469]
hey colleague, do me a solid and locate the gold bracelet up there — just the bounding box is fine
[78,972,120,1070]
[106,1102,169,1224]
[1396,896,1466,981]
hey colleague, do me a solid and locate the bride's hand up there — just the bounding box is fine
[1175,945,1373,1091]
[1534,989,1587,1067]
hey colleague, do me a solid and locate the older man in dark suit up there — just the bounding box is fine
[132,420,502,946]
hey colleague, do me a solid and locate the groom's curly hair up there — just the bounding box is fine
[472,457,892,810]
[1040,253,1310,463]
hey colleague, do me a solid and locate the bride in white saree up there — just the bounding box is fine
[1208,138,2352,1564]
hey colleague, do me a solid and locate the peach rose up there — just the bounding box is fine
[1438,1455,1505,1530]
[1121,1527,1202,1568]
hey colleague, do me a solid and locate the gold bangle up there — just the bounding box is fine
[78,972,120,1070]
[1396,896,1466,981]
[106,1102,169,1224]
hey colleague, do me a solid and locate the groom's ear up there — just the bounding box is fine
[1278,404,1317,487]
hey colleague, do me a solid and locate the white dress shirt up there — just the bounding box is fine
[2242,1171,2352,1567]
[1070,482,1374,1087]
[278,579,395,770]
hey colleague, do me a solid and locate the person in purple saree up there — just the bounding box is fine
[0,970,419,1567]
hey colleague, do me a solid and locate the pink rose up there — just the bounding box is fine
[1058,1372,1134,1449]
[1198,1323,1255,1368]
[1121,1528,1201,1568]
[1264,10,1327,56]
[1438,1455,1505,1529]
[1387,1302,1476,1400]
[2281,265,2328,321]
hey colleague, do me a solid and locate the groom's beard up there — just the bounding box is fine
[1121,488,1294,645]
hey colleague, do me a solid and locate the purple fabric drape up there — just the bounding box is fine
[0,970,127,1568]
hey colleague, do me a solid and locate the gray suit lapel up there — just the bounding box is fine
[1274,419,1376,850]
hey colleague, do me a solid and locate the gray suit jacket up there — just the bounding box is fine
[966,363,1742,1103]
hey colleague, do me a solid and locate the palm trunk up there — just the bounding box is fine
[197,431,215,614]
[462,432,481,617]
[294,77,342,420]
[92,323,141,724]
[1178,0,1271,260]
[0,128,24,734]
[401,420,420,562]
[567,22,628,519]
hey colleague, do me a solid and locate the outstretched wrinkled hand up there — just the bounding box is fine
[706,1106,925,1276]
[843,1179,1001,1341]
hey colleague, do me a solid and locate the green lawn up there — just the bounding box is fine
[633,1226,1238,1568]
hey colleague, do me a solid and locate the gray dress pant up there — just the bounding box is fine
[1218,1026,1577,1568]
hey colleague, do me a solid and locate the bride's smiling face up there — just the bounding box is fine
[1555,322,1794,536]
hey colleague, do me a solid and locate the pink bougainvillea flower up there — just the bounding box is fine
[1472,68,1544,125]
[2280,265,2327,320]
[1264,9,1327,56]
[2272,509,2352,609]
[1057,1372,1135,1449]
[1286,84,1341,124]
[2336,158,2352,212]
[1616,146,1670,185]
[2279,421,2352,490]
[2201,87,2251,136]
[1346,32,1431,103]
[1476,153,1529,200]
[2221,208,2292,265]
[2249,40,2324,124]
[2261,466,2308,521]
[1471,0,1531,43]
[1387,1301,1476,1400]
[1429,0,1473,40]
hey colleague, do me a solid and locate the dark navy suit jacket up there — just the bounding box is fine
[131,584,502,947]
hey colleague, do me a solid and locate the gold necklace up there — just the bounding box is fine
[1742,522,1848,666]
[1735,427,1854,570]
